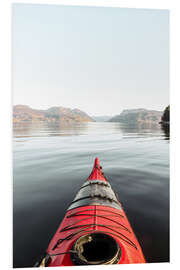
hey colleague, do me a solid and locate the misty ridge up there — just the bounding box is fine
[13,105,170,125]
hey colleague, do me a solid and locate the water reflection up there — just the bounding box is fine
[13,121,168,140]
[160,124,170,140]
[112,122,166,139]
[13,122,89,138]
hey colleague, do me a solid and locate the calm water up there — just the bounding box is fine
[13,122,169,268]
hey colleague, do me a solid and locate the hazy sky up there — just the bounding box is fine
[12,4,169,116]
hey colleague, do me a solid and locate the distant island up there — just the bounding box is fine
[108,108,163,124]
[92,115,112,122]
[13,105,95,124]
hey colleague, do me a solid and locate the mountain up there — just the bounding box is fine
[92,116,112,122]
[13,105,95,124]
[108,108,163,124]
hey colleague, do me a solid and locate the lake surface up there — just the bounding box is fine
[13,122,169,267]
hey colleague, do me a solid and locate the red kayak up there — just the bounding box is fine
[36,158,146,266]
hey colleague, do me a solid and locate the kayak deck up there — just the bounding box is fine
[36,158,146,266]
[46,205,145,266]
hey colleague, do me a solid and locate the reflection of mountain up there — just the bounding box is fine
[13,121,89,137]
[13,105,94,124]
[13,121,169,141]
[161,123,170,140]
[92,115,112,122]
[108,109,163,124]
[114,122,162,134]
[111,121,169,141]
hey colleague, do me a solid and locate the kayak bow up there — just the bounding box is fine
[36,158,146,266]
